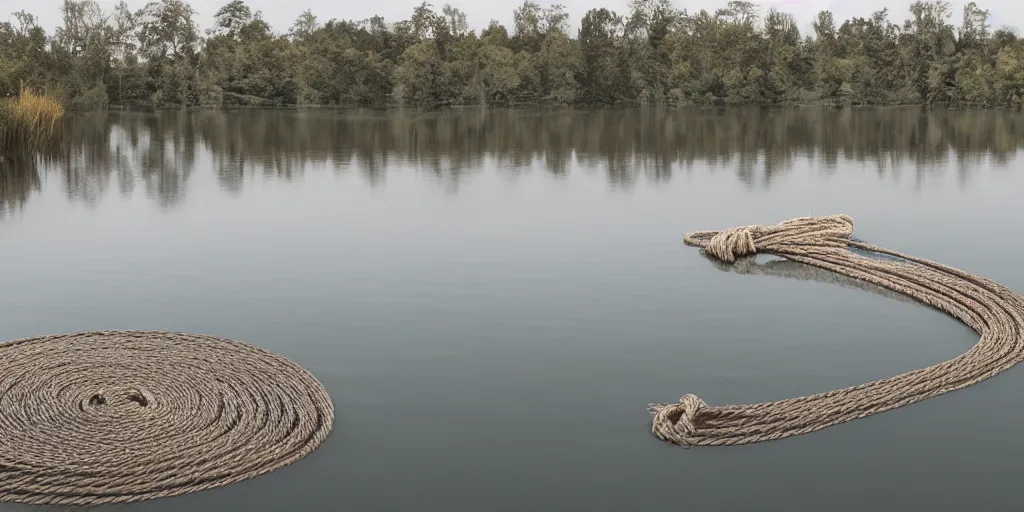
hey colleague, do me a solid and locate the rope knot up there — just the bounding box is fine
[684,214,855,263]
[706,227,757,263]
[649,394,708,444]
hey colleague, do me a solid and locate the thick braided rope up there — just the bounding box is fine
[0,330,334,506]
[650,214,1024,446]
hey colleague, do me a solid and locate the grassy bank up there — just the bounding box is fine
[0,88,65,156]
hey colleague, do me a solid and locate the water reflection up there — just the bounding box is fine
[0,159,40,219]
[39,112,198,209]
[703,253,919,307]
[1,107,1022,214]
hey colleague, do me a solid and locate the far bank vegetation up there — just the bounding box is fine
[1,0,1023,109]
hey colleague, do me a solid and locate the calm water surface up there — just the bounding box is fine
[2,108,1024,511]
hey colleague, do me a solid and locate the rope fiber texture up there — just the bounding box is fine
[650,214,1024,446]
[0,330,334,507]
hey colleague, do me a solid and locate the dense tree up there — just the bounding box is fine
[0,0,1022,109]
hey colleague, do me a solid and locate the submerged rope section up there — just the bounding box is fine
[650,214,1024,446]
[0,330,334,507]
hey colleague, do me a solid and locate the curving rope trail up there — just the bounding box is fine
[650,214,1024,446]
[0,330,334,507]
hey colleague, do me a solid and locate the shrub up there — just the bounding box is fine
[0,86,66,156]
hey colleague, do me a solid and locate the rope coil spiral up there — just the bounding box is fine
[650,214,1024,446]
[0,330,334,507]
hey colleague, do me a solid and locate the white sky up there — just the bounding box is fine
[2,0,1021,38]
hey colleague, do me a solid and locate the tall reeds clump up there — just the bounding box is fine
[0,85,66,156]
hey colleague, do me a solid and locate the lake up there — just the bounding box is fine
[2,107,1024,511]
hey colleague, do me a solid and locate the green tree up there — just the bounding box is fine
[394,42,446,106]
[0,0,1022,110]
[578,8,630,104]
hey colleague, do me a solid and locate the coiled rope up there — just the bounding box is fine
[0,330,334,507]
[650,214,1024,446]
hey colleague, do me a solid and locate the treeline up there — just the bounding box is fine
[1,0,1024,109]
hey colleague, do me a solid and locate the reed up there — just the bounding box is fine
[0,84,66,155]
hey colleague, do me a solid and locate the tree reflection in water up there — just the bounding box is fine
[2,107,1022,214]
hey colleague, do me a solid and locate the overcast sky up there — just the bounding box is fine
[3,0,1021,39]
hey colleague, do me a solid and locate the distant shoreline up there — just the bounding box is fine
[6,1,1022,113]
[87,102,1015,114]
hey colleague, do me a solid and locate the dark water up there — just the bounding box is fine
[2,107,1024,511]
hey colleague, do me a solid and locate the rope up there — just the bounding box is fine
[0,330,334,507]
[650,214,1024,446]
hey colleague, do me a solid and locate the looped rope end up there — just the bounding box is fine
[650,394,708,446]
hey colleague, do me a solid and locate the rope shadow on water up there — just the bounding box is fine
[701,252,920,307]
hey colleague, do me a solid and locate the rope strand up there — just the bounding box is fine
[650,215,1024,446]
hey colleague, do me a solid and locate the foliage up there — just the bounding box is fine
[0,0,1023,109]
[0,86,65,155]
